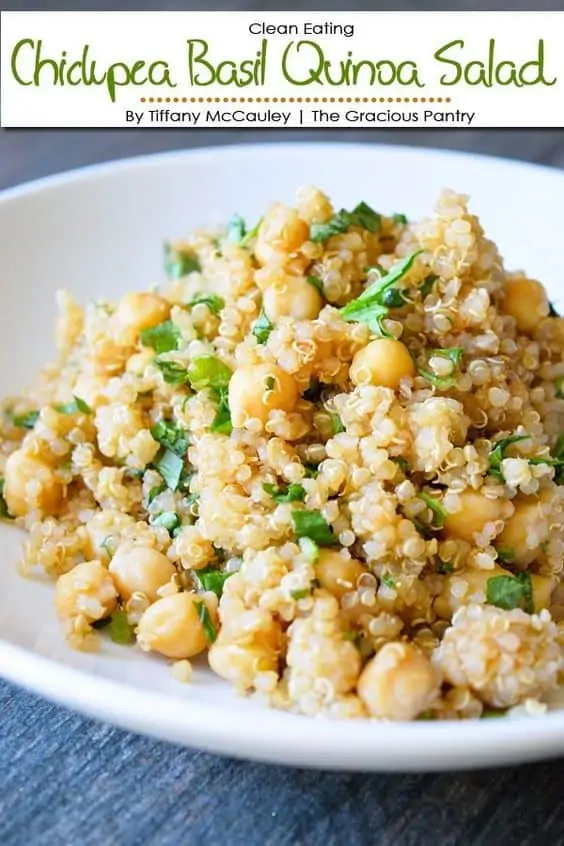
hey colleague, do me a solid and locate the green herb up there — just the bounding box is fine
[555,377,564,399]
[109,610,135,645]
[164,242,201,278]
[382,287,407,308]
[381,574,396,589]
[252,309,273,345]
[226,214,246,243]
[486,571,534,613]
[151,419,188,457]
[197,567,233,598]
[417,710,436,721]
[55,395,92,415]
[210,388,232,435]
[187,356,232,392]
[481,709,507,719]
[240,217,263,247]
[263,482,306,503]
[330,414,344,435]
[150,511,181,534]
[420,274,439,297]
[0,478,11,519]
[154,448,184,492]
[187,293,225,315]
[154,359,191,387]
[418,491,448,529]
[11,409,40,428]
[310,201,381,243]
[147,483,166,504]
[140,320,180,354]
[417,347,464,390]
[299,536,320,562]
[528,433,564,484]
[488,434,531,480]
[436,560,454,575]
[496,547,515,563]
[290,588,310,600]
[392,213,408,225]
[344,631,362,646]
[265,376,275,392]
[306,275,325,296]
[391,456,409,473]
[196,600,217,643]
[339,251,422,336]
[291,509,335,546]
[100,536,116,559]
[548,301,560,317]
[303,462,320,478]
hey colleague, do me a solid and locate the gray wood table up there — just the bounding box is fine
[3,2,564,844]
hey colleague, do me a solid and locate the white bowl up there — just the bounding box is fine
[1,143,564,771]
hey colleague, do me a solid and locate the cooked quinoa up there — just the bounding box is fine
[3,185,564,721]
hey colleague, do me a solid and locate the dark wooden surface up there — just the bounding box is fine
[3,2,564,844]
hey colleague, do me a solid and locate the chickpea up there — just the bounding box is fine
[315,550,366,600]
[109,544,176,602]
[503,277,548,334]
[55,561,118,622]
[228,363,298,427]
[263,276,323,322]
[350,339,415,389]
[254,204,309,267]
[136,591,218,659]
[114,292,170,345]
[4,449,64,517]
[357,641,440,721]
[435,564,554,619]
[497,496,546,566]
[443,490,504,544]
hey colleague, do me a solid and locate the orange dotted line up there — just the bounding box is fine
[139,96,451,104]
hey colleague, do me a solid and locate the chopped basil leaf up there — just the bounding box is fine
[263,482,306,503]
[555,377,564,399]
[392,213,408,225]
[418,347,464,390]
[436,560,454,575]
[55,395,92,415]
[303,462,320,478]
[382,287,407,308]
[164,242,201,278]
[417,710,436,721]
[482,709,507,719]
[227,214,246,243]
[210,387,232,435]
[306,275,324,296]
[330,414,344,435]
[151,420,188,458]
[290,588,310,600]
[418,491,447,529]
[187,356,232,392]
[299,536,320,562]
[252,309,273,345]
[154,448,184,492]
[147,483,166,505]
[240,217,263,247]
[486,571,534,613]
[150,511,181,535]
[109,610,135,645]
[420,273,439,297]
[187,293,225,315]
[154,359,191,386]
[391,456,409,473]
[265,376,275,392]
[340,251,422,335]
[196,600,217,643]
[0,478,11,519]
[489,434,531,480]
[496,547,515,563]
[140,320,180,354]
[381,574,396,589]
[291,509,336,546]
[12,410,40,429]
[310,202,382,243]
[197,567,233,598]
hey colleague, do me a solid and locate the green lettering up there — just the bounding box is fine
[187,39,215,85]
[434,39,464,85]
[11,38,34,85]
[282,40,324,85]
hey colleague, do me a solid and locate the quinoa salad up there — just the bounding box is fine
[2,185,564,722]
